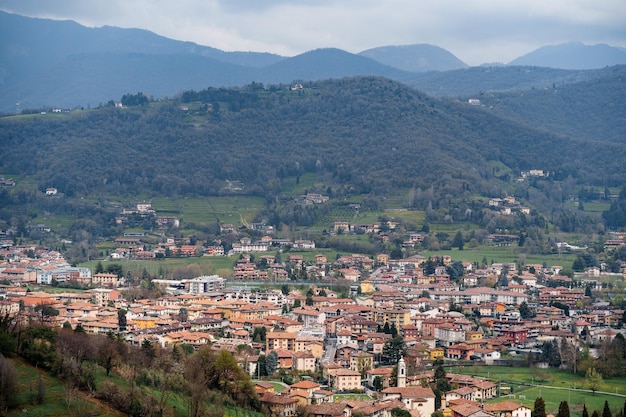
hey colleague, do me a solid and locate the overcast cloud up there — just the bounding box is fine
[1,0,625,65]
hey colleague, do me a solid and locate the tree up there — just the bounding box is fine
[583,404,589,417]
[533,397,546,417]
[117,309,127,332]
[573,256,586,272]
[0,354,19,412]
[265,351,278,375]
[585,367,603,395]
[34,303,59,325]
[97,335,119,377]
[557,401,570,417]
[257,355,267,377]
[453,230,464,250]
[519,301,532,319]
[390,248,403,260]
[36,373,45,404]
[252,327,267,343]
[603,401,612,417]
[434,365,450,392]
[382,336,407,364]
[540,340,561,367]
[372,376,383,391]
[0,313,16,355]
[178,307,188,323]
[390,407,411,417]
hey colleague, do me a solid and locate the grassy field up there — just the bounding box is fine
[81,256,238,279]
[82,242,580,280]
[8,356,124,417]
[151,196,266,226]
[81,247,346,280]
[333,393,373,401]
[422,246,576,267]
[454,365,626,415]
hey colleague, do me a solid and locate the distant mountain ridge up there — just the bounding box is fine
[2,11,626,112]
[359,44,468,72]
[509,42,626,69]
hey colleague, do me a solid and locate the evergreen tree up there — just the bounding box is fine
[519,301,532,319]
[603,401,612,417]
[265,350,278,375]
[557,401,570,417]
[533,397,546,417]
[453,230,464,250]
[582,404,589,417]
[117,308,127,332]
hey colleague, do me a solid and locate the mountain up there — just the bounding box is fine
[2,11,625,113]
[358,44,468,72]
[462,65,626,144]
[0,11,411,112]
[258,48,411,84]
[0,11,284,68]
[508,42,626,69]
[405,65,620,97]
[1,76,625,202]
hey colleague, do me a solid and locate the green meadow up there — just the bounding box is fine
[455,365,626,416]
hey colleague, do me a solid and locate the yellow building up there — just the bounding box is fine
[373,308,410,329]
[295,337,324,358]
[465,331,483,341]
[429,347,445,361]
[360,280,375,294]
[131,316,157,330]
[350,352,374,375]
[266,331,297,351]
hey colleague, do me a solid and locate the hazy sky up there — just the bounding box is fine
[1,0,625,66]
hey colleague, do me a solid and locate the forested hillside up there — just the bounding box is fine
[2,76,624,204]
[466,65,626,143]
[406,65,621,97]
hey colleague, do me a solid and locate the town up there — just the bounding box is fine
[1,222,625,417]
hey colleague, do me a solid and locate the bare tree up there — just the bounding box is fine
[0,354,19,412]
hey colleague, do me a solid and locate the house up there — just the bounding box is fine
[472,348,500,364]
[446,387,477,403]
[328,368,362,392]
[381,386,436,416]
[366,367,393,389]
[305,403,347,417]
[258,392,298,417]
[266,332,297,351]
[92,273,119,288]
[45,187,57,195]
[449,401,496,417]
[292,351,317,372]
[485,402,531,417]
[349,352,374,375]
[472,380,497,400]
[289,380,321,403]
